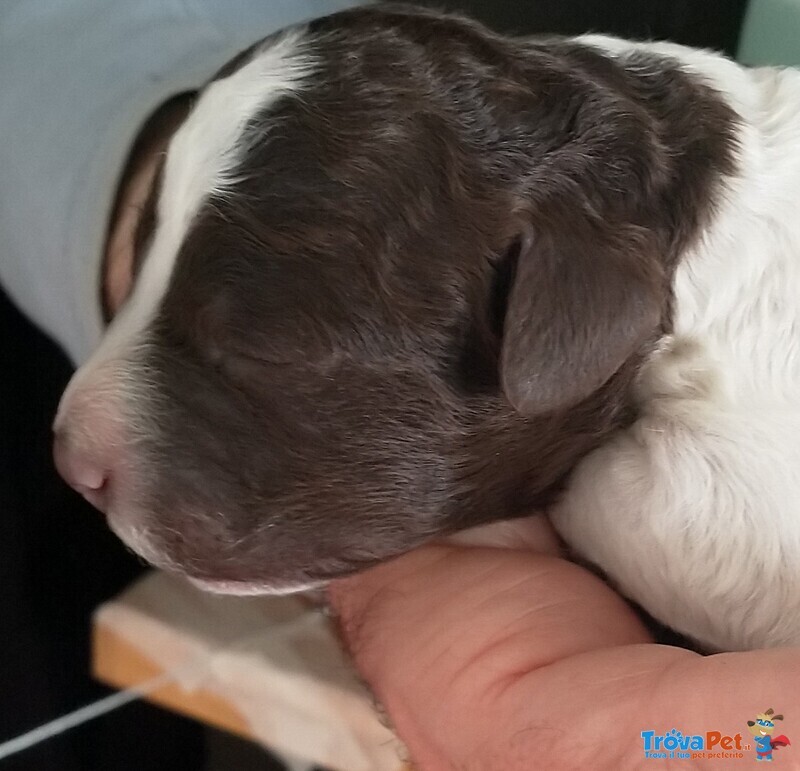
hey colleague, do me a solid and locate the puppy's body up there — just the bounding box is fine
[552,39,800,650]
[53,6,800,652]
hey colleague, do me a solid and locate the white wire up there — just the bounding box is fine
[0,607,323,764]
[0,670,174,762]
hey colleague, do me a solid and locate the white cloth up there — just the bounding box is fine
[0,0,362,364]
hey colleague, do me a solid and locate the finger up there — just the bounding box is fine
[329,546,800,769]
[329,545,652,768]
[482,643,800,769]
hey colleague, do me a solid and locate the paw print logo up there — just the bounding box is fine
[662,728,685,752]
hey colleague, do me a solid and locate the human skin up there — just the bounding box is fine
[328,519,800,769]
[105,103,800,771]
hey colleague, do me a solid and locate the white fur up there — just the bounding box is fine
[56,28,314,423]
[55,29,315,589]
[546,38,800,650]
[187,577,325,597]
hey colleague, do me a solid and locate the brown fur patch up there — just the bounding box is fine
[125,5,737,587]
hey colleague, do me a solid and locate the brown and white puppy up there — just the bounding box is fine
[54,5,800,652]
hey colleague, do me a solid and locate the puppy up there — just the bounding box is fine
[54,5,800,652]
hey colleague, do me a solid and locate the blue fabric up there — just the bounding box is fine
[739,0,800,66]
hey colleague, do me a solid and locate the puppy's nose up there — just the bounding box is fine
[53,432,109,512]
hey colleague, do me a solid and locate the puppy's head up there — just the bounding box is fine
[54,6,732,593]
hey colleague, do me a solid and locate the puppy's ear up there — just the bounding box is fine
[499,223,663,415]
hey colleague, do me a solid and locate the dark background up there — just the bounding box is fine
[0,2,749,769]
[418,0,748,54]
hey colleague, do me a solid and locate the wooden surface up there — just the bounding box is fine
[93,623,253,740]
[91,571,408,771]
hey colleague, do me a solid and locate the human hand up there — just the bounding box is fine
[328,518,800,769]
